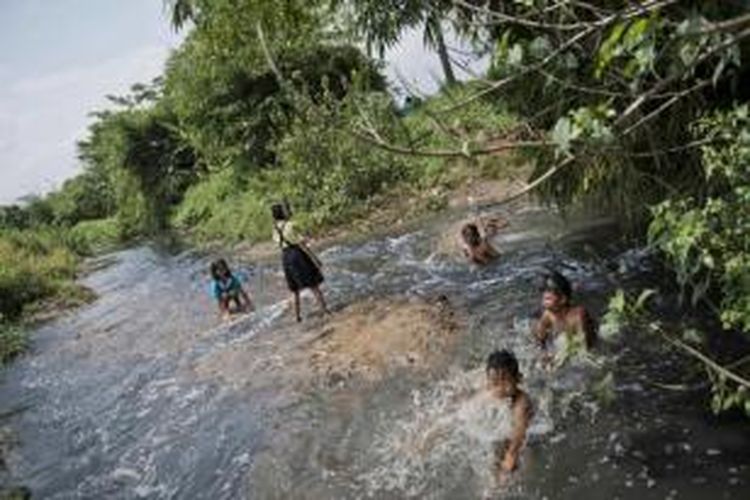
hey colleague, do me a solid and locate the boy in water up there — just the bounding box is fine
[486,349,533,474]
[533,271,597,355]
[210,258,254,319]
[460,216,508,265]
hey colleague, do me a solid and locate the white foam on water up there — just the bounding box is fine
[358,368,554,498]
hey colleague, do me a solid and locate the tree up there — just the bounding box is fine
[348,0,750,415]
[163,0,196,31]
[335,0,459,85]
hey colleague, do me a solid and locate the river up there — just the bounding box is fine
[1,205,748,499]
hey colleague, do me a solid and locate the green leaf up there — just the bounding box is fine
[609,289,626,314]
[635,289,656,310]
[508,43,524,67]
[552,116,574,154]
[596,22,627,78]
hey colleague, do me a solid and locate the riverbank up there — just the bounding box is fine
[0,227,101,365]
[223,172,530,265]
[0,162,527,367]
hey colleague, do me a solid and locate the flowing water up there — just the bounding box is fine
[1,206,748,499]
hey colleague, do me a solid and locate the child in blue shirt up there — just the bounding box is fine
[210,258,254,319]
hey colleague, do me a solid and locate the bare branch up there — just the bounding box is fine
[621,80,711,137]
[692,12,750,36]
[624,137,718,158]
[256,21,284,84]
[437,25,597,114]
[451,0,678,32]
[617,27,750,126]
[353,127,552,158]
[475,155,576,209]
[663,334,750,390]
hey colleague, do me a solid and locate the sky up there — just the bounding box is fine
[0,0,485,204]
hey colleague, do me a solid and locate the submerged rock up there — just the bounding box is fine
[189,295,465,391]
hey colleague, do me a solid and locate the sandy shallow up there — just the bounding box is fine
[190,295,466,391]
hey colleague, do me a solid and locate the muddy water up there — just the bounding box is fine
[1,206,748,499]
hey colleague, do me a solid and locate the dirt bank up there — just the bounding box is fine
[190,295,466,391]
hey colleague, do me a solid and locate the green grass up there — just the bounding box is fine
[0,322,27,365]
[0,223,109,363]
[173,84,521,244]
[173,170,274,243]
[68,217,123,255]
[0,228,79,320]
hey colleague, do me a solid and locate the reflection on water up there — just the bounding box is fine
[1,208,748,499]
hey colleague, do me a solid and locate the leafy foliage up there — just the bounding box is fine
[0,321,27,365]
[272,90,407,228]
[78,101,197,235]
[649,105,750,332]
[0,228,79,320]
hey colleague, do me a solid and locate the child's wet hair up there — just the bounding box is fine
[541,271,572,299]
[210,258,230,281]
[486,349,521,379]
[271,202,290,221]
[461,223,482,247]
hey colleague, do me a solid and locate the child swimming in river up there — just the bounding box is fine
[533,271,597,359]
[460,215,508,266]
[210,258,254,319]
[486,349,533,475]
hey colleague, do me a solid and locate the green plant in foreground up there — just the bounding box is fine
[649,105,750,332]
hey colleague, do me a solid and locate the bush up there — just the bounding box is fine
[400,83,519,188]
[649,105,750,332]
[0,322,27,365]
[171,84,521,243]
[173,169,242,228]
[273,91,408,228]
[68,218,122,255]
[174,171,273,243]
[0,228,79,320]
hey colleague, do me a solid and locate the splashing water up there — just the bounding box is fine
[1,209,748,499]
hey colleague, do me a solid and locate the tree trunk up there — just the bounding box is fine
[431,19,456,86]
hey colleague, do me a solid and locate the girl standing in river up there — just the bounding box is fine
[271,203,330,322]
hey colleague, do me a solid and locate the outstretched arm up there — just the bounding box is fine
[533,312,553,348]
[501,394,532,472]
[481,215,510,238]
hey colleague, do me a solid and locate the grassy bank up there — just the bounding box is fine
[173,85,522,246]
[0,220,122,364]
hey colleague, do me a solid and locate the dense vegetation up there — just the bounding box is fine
[1,0,749,414]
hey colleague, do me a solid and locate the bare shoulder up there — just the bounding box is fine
[513,391,533,420]
[569,305,591,323]
[571,305,598,347]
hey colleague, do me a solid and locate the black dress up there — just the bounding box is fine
[275,223,324,292]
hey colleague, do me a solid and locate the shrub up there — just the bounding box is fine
[68,218,123,255]
[174,171,273,243]
[0,229,79,320]
[273,91,407,227]
[0,322,26,365]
